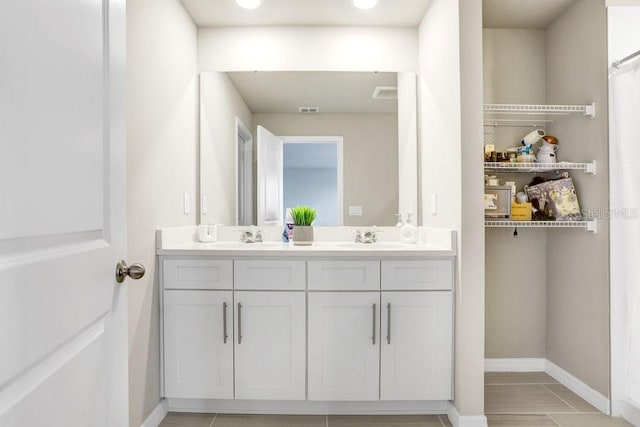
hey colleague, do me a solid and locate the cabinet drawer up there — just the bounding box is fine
[234,260,305,290]
[381,260,453,291]
[163,259,233,290]
[308,260,380,291]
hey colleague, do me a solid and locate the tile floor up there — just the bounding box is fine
[158,373,634,427]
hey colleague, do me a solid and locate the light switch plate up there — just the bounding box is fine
[183,193,190,215]
[431,193,438,215]
[201,196,208,215]
[348,206,363,216]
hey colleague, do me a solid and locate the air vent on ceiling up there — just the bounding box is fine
[298,106,320,113]
[372,86,398,100]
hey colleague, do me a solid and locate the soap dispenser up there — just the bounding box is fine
[400,213,418,244]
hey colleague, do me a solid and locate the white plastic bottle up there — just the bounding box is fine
[400,213,418,244]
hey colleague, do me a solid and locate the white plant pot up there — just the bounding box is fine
[293,225,314,246]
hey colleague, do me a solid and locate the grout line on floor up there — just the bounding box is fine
[208,413,217,427]
[484,411,591,415]
[541,384,580,413]
[325,414,329,427]
[547,413,563,427]
[485,382,560,386]
[437,414,447,426]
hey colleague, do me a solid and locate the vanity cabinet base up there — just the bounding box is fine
[164,398,451,415]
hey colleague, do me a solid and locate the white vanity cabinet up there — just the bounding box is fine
[380,292,453,400]
[307,259,453,402]
[163,290,233,399]
[162,258,306,401]
[160,252,454,411]
[234,291,306,400]
[308,292,381,401]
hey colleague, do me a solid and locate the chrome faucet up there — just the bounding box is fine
[363,228,378,244]
[239,229,263,243]
[354,227,379,244]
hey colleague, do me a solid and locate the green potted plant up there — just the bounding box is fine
[290,205,317,246]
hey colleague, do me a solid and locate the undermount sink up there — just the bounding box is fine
[205,241,286,249]
[336,242,416,249]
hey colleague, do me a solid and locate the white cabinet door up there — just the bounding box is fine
[234,291,306,400]
[308,292,380,401]
[380,292,453,400]
[164,291,233,399]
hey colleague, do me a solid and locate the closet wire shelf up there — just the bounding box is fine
[485,220,597,233]
[483,103,596,127]
[484,161,597,175]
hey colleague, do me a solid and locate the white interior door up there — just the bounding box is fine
[257,125,284,226]
[0,1,128,426]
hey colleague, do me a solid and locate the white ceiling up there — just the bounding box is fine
[483,0,577,29]
[226,71,398,114]
[180,0,433,27]
[181,0,577,32]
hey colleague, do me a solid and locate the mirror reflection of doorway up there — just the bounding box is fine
[281,136,343,226]
[236,118,253,226]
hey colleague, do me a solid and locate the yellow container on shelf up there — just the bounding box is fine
[511,202,532,221]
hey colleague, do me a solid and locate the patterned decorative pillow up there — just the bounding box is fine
[544,177,582,221]
[526,178,582,221]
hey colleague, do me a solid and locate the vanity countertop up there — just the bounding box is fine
[157,240,455,257]
[157,226,456,258]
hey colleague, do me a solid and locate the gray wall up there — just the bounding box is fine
[126,0,197,425]
[200,72,253,226]
[545,0,610,396]
[254,113,399,226]
[483,29,548,358]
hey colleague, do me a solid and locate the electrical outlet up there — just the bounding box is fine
[348,206,363,216]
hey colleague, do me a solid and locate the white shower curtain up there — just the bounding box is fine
[610,58,640,409]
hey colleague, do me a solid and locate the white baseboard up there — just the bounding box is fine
[140,400,168,427]
[544,360,610,415]
[484,358,546,372]
[447,403,488,427]
[613,399,640,426]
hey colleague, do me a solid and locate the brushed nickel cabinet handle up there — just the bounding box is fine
[238,302,242,344]
[223,302,228,344]
[386,303,391,345]
[372,303,376,345]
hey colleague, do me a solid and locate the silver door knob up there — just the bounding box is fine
[115,260,145,283]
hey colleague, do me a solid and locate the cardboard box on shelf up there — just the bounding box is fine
[511,202,532,221]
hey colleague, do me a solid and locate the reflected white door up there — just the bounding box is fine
[257,126,284,226]
[0,1,128,426]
